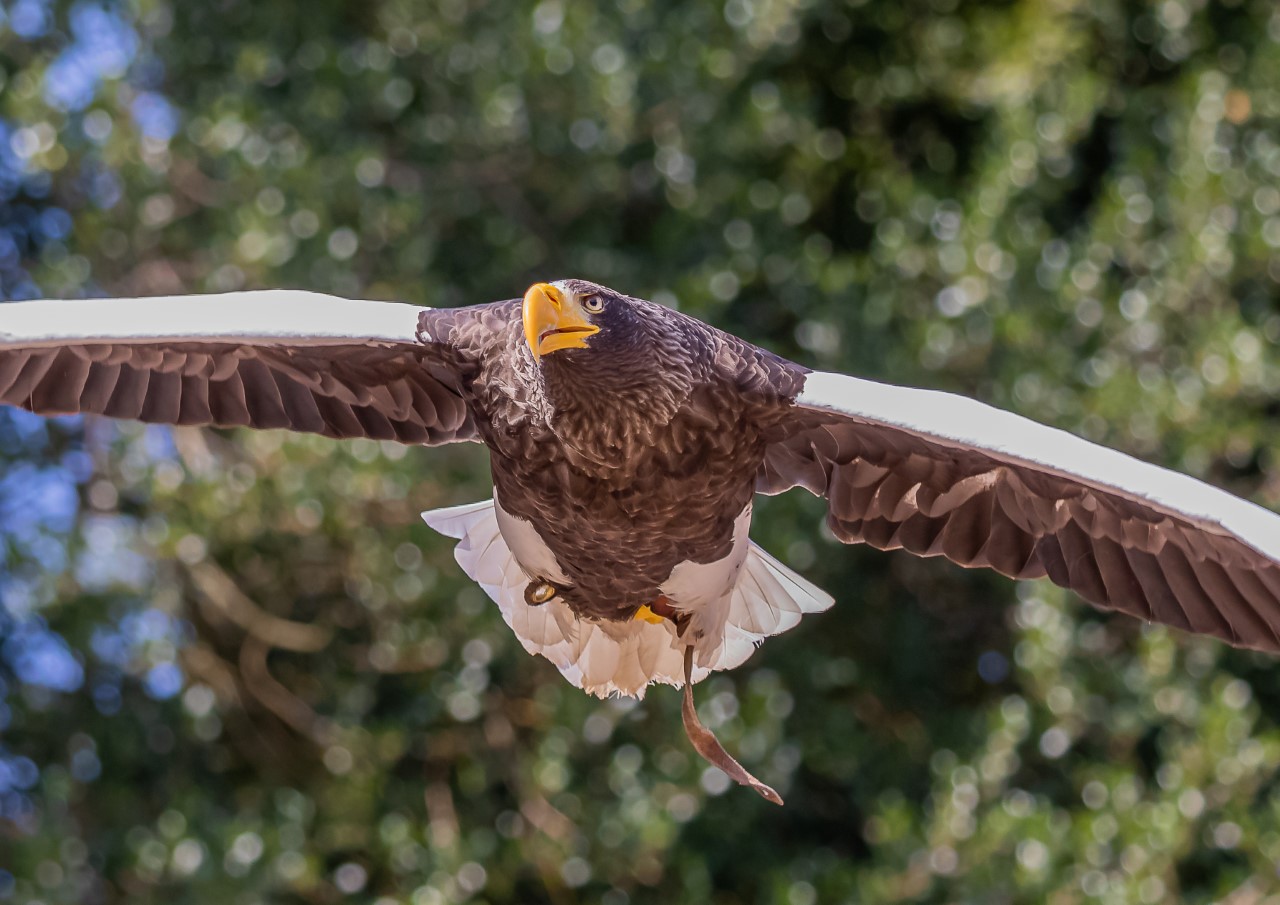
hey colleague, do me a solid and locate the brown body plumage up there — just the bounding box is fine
[420,281,806,620]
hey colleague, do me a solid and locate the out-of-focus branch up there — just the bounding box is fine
[518,794,576,842]
[116,258,188,297]
[238,634,332,744]
[169,426,218,476]
[423,781,460,850]
[488,696,577,844]
[178,643,244,707]
[188,560,332,653]
[170,156,227,209]
[351,642,446,673]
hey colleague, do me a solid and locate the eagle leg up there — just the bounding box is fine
[680,645,783,806]
[634,594,679,625]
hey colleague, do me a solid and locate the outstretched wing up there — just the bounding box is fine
[758,370,1280,652]
[0,290,476,445]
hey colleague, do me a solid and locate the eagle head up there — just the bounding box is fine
[522,279,653,364]
[519,278,704,464]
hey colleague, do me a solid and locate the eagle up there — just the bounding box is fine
[3,278,1279,805]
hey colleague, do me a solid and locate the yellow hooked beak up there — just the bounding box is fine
[523,282,600,362]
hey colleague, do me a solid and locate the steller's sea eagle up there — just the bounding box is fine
[3,279,1279,804]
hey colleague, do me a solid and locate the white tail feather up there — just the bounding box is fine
[423,499,833,697]
[710,544,834,670]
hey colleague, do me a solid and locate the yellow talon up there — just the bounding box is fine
[634,604,665,624]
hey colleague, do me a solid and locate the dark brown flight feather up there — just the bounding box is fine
[0,340,474,445]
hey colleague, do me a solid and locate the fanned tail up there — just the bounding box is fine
[423,499,832,697]
[702,543,835,671]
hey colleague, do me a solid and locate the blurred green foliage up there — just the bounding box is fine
[1,0,1280,902]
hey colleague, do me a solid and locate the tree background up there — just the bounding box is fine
[2,0,1280,901]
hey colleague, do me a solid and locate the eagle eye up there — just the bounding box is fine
[582,295,604,314]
